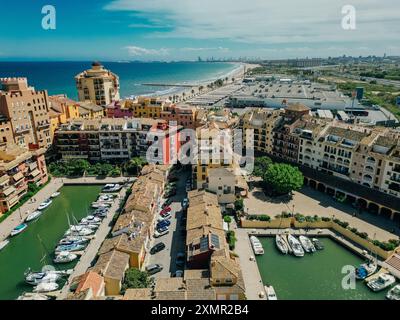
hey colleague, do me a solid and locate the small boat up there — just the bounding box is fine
[59,236,90,246]
[53,251,78,264]
[55,243,86,253]
[91,202,111,209]
[64,226,94,237]
[80,215,102,224]
[367,273,396,292]
[78,223,99,230]
[10,223,28,237]
[355,260,378,280]
[98,194,113,202]
[25,210,43,222]
[299,235,316,253]
[287,235,304,257]
[25,272,63,286]
[275,234,288,254]
[102,183,122,193]
[38,199,52,210]
[265,285,277,300]
[51,191,61,198]
[250,236,264,255]
[0,239,10,251]
[33,282,59,293]
[311,238,324,250]
[17,292,50,300]
[386,284,400,300]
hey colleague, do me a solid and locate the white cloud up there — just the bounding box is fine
[105,0,400,46]
[124,45,169,56]
[180,47,230,52]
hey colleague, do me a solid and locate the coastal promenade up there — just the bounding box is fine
[0,176,134,242]
[56,184,130,299]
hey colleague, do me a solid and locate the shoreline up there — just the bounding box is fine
[152,62,260,102]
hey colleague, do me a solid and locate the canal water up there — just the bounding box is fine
[256,237,389,300]
[0,185,102,300]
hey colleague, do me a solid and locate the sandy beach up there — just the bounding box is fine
[157,62,259,102]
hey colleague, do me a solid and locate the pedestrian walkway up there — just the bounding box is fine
[234,225,267,300]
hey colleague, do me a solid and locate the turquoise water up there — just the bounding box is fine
[0,61,240,98]
[0,185,102,300]
[256,237,389,300]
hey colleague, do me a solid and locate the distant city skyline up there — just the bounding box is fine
[0,0,399,61]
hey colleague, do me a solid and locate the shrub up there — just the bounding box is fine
[226,230,237,250]
[258,215,271,222]
[322,217,331,222]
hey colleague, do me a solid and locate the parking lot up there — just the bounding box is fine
[146,167,190,279]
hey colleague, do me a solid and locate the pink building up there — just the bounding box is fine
[106,100,134,118]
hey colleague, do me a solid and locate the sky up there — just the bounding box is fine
[0,0,399,61]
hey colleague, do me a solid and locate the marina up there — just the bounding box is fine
[255,237,392,300]
[0,185,102,300]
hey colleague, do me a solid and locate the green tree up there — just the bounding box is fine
[122,268,153,293]
[234,198,244,211]
[123,157,147,176]
[263,163,303,195]
[253,156,272,177]
[223,215,232,224]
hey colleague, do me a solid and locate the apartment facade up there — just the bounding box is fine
[0,77,52,149]
[48,94,81,139]
[238,107,400,221]
[0,144,48,214]
[55,118,181,163]
[75,62,120,108]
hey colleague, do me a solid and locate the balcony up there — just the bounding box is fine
[390,175,400,183]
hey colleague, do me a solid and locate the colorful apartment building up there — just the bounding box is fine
[48,94,80,139]
[238,106,400,222]
[75,62,120,108]
[0,144,48,214]
[55,118,181,164]
[0,77,52,149]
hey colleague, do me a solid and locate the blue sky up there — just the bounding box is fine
[0,0,399,61]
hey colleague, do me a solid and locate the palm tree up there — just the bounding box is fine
[231,77,235,83]
[199,85,204,92]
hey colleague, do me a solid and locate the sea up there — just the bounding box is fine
[0,61,242,99]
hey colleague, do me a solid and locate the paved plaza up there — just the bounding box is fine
[244,183,400,242]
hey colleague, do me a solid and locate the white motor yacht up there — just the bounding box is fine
[287,235,305,257]
[53,251,78,264]
[265,285,277,300]
[386,284,400,300]
[250,236,264,255]
[367,273,396,292]
[25,211,43,222]
[33,282,59,293]
[275,234,288,254]
[38,199,52,210]
[299,235,316,253]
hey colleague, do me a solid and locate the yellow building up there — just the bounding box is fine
[48,95,80,140]
[132,96,165,118]
[194,122,237,189]
[77,101,104,119]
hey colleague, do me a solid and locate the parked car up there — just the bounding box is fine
[168,175,178,182]
[176,252,185,268]
[173,270,184,277]
[157,220,171,229]
[160,206,171,215]
[162,198,172,208]
[154,227,169,238]
[159,212,172,220]
[150,242,166,254]
[146,264,163,275]
[164,189,177,198]
[181,198,189,209]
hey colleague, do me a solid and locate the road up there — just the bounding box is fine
[145,169,190,279]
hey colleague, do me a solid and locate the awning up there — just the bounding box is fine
[30,169,41,177]
[12,172,24,182]
[2,186,16,196]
